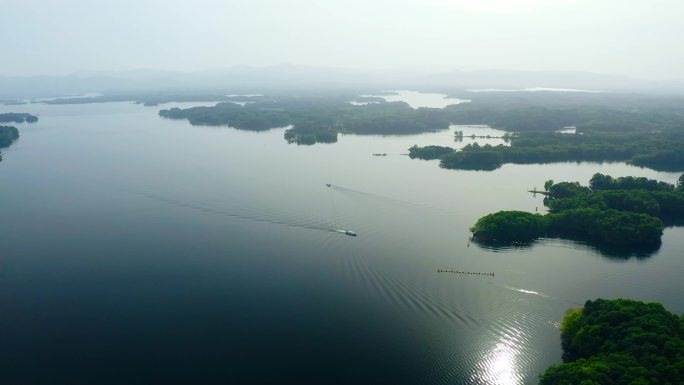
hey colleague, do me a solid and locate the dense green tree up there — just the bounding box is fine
[546,208,663,245]
[407,145,453,160]
[544,175,684,221]
[0,125,19,148]
[0,113,38,123]
[547,190,662,217]
[590,173,675,191]
[413,132,684,172]
[547,182,591,199]
[540,299,684,385]
[159,93,684,171]
[0,125,19,162]
[471,174,679,246]
[439,144,504,170]
[443,102,684,134]
[160,99,453,142]
[470,211,547,242]
[544,179,554,191]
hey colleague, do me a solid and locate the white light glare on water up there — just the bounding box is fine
[472,334,523,385]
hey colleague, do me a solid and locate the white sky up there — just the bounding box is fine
[1,0,683,79]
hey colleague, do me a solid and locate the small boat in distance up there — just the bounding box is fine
[335,229,357,236]
[326,183,332,187]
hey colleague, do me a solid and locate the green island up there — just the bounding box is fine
[153,91,684,170]
[0,112,38,123]
[539,298,684,385]
[0,113,34,161]
[38,92,263,106]
[470,173,684,247]
[2,100,28,106]
[408,145,454,160]
[160,98,452,145]
[409,131,684,172]
[0,125,20,161]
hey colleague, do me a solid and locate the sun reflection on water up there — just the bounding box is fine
[471,334,524,385]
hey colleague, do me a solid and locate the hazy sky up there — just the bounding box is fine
[2,0,683,79]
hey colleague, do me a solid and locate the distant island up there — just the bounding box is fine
[2,100,28,106]
[153,90,684,169]
[539,298,683,384]
[0,112,38,123]
[160,97,452,145]
[0,113,34,161]
[408,145,454,160]
[470,173,684,247]
[0,125,20,161]
[409,130,684,172]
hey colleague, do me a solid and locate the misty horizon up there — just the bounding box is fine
[2,0,684,81]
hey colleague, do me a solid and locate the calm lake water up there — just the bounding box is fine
[1,99,683,385]
[358,90,471,108]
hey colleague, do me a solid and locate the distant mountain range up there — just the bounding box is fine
[2,64,683,99]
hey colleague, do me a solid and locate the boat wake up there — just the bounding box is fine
[138,191,357,235]
[326,183,457,216]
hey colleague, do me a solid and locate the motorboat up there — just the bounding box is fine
[335,229,357,236]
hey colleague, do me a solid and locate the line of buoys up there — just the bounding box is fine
[437,269,495,277]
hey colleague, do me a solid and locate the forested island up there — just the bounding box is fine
[0,113,34,161]
[539,298,684,384]
[155,91,684,170]
[37,92,262,106]
[409,131,684,171]
[408,145,454,160]
[470,173,684,248]
[0,112,38,123]
[0,125,20,161]
[160,98,453,144]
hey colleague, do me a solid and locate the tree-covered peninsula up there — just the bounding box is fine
[0,125,20,161]
[0,113,34,161]
[408,145,454,160]
[410,131,684,172]
[0,112,38,123]
[539,298,684,385]
[0,126,19,147]
[158,91,684,168]
[471,173,684,247]
[160,98,452,145]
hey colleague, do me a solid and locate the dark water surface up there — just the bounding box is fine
[1,101,683,384]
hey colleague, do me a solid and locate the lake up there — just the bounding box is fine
[1,99,683,384]
[357,90,471,108]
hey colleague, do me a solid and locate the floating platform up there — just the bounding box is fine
[437,269,494,277]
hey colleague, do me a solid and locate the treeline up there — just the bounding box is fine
[443,101,684,133]
[589,172,684,192]
[410,131,684,172]
[547,174,684,220]
[470,208,663,246]
[32,88,684,135]
[539,298,684,385]
[161,99,453,145]
[0,112,38,123]
[0,126,19,147]
[546,188,684,220]
[471,173,684,247]
[160,103,291,130]
[159,92,684,151]
[0,125,20,161]
[408,145,453,160]
[41,92,263,106]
